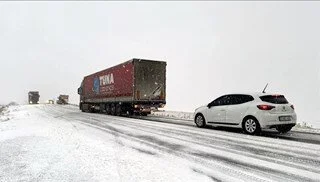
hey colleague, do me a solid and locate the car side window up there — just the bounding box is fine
[229,95,241,105]
[243,95,254,103]
[229,94,254,105]
[210,95,230,106]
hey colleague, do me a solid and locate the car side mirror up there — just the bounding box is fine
[207,103,212,108]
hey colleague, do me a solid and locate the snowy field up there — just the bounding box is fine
[1,104,320,182]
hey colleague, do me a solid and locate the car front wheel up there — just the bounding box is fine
[195,114,206,128]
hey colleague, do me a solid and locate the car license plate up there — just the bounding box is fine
[279,116,291,121]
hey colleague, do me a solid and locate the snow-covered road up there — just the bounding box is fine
[1,105,320,182]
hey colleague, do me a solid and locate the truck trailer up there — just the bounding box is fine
[28,91,40,104]
[56,95,69,104]
[78,58,166,115]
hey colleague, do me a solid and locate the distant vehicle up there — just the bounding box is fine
[194,93,297,134]
[47,100,54,104]
[56,95,69,104]
[78,58,166,116]
[28,91,40,104]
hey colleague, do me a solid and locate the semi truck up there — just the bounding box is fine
[28,91,40,104]
[56,95,69,104]
[77,58,166,116]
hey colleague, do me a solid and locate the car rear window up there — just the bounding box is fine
[259,95,288,104]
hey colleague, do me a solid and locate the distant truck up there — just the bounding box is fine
[56,95,69,104]
[77,58,166,116]
[28,91,40,104]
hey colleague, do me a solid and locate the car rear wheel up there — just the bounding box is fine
[243,117,261,135]
[276,125,293,133]
[195,114,206,128]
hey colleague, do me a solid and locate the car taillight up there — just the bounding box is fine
[290,105,294,110]
[257,105,275,110]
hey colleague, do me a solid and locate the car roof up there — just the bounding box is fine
[224,92,284,97]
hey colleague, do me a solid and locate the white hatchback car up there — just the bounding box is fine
[194,93,297,134]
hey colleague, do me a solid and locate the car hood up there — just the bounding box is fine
[195,105,207,112]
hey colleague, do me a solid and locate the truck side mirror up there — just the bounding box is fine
[78,88,82,94]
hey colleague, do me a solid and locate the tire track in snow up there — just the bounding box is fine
[64,111,320,167]
[57,114,316,181]
[73,115,320,180]
[39,105,320,182]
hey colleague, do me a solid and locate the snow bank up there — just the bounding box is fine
[292,122,320,134]
[0,105,6,113]
[0,104,31,122]
[0,106,9,122]
[295,121,320,129]
[151,110,194,120]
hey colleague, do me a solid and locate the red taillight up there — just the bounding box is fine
[290,105,294,110]
[257,105,275,110]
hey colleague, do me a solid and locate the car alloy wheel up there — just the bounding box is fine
[245,118,257,133]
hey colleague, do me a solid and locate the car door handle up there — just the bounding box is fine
[220,109,225,111]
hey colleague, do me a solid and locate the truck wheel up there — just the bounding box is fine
[116,104,121,116]
[82,103,89,112]
[80,103,85,112]
[99,104,105,113]
[128,109,134,116]
[89,106,95,113]
[106,104,111,115]
[111,104,116,115]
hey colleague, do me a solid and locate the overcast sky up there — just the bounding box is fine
[0,2,319,124]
